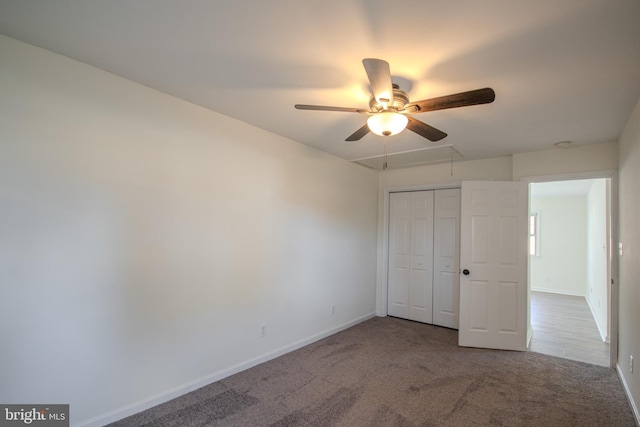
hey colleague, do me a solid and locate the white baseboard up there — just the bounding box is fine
[585,296,608,342]
[75,313,376,427]
[617,363,640,426]
[530,287,585,297]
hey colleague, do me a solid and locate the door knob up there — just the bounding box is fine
[462,269,470,275]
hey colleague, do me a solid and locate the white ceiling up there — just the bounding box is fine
[1,0,639,169]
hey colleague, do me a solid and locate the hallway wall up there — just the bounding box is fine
[530,195,588,296]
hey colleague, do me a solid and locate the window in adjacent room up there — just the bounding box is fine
[529,212,540,256]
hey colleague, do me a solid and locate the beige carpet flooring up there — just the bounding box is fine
[109,316,636,426]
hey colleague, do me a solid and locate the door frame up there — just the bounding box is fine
[378,182,461,317]
[520,169,618,368]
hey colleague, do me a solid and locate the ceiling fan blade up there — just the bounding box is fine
[295,104,369,113]
[362,58,394,106]
[407,87,495,113]
[345,123,370,141]
[406,116,448,141]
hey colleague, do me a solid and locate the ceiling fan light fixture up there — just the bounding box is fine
[296,58,495,142]
[367,112,408,137]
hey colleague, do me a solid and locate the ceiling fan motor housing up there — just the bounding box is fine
[369,84,410,112]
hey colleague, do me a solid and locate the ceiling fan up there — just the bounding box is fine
[295,58,495,142]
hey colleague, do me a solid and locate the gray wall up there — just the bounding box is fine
[0,35,379,426]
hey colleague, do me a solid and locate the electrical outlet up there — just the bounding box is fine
[331,305,336,316]
[261,323,267,338]
[631,355,634,373]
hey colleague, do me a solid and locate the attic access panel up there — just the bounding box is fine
[351,145,463,171]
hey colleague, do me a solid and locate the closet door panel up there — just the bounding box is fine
[433,189,461,329]
[408,191,434,323]
[388,189,459,327]
[388,193,411,319]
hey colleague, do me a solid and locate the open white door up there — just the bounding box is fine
[459,181,528,350]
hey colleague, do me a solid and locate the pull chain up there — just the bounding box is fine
[450,147,454,176]
[383,141,388,170]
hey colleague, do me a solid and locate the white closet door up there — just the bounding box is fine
[388,192,411,319]
[388,191,434,324]
[408,191,434,323]
[433,189,461,329]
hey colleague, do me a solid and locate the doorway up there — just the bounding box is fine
[528,177,612,366]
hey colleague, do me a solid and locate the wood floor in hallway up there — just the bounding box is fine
[529,291,610,367]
